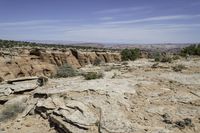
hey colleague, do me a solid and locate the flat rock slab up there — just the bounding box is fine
[0,80,38,94]
[5,76,38,84]
[63,100,98,127]
[34,78,138,95]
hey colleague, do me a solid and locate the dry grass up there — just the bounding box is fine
[0,103,25,122]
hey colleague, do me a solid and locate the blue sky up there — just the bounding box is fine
[0,0,200,43]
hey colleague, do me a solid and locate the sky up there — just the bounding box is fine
[0,0,200,44]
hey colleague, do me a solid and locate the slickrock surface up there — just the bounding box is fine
[0,57,200,133]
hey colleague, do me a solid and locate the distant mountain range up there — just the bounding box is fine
[28,40,193,51]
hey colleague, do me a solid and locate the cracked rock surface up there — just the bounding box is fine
[0,58,200,133]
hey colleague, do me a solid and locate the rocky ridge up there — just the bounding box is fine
[0,48,121,81]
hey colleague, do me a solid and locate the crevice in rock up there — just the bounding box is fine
[0,100,7,105]
[34,93,48,99]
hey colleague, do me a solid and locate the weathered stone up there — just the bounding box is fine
[4,95,29,106]
[0,80,38,94]
[49,114,96,133]
[62,100,98,127]
[0,48,120,80]
[6,76,38,84]
[36,97,56,110]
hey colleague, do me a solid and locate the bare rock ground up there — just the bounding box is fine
[0,57,200,133]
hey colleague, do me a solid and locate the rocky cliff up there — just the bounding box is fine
[0,48,121,80]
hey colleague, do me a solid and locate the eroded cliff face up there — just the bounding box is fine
[0,48,121,80]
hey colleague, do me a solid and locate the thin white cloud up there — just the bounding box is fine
[0,20,61,27]
[61,22,200,43]
[95,6,147,14]
[0,19,81,27]
[0,16,200,43]
[104,14,200,25]
[99,17,114,21]
[62,25,199,43]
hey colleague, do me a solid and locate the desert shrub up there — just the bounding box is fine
[173,64,186,72]
[83,71,104,80]
[181,44,200,56]
[56,63,78,78]
[160,56,172,63]
[93,58,101,66]
[154,53,162,62]
[152,52,172,63]
[172,55,180,60]
[121,48,140,61]
[0,104,25,122]
[151,52,164,62]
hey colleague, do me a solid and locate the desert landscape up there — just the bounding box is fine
[0,40,200,133]
[1,1,200,133]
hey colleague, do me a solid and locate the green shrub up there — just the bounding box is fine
[151,52,162,62]
[181,44,200,56]
[0,104,25,122]
[83,71,104,80]
[173,64,186,72]
[121,48,140,61]
[152,52,172,63]
[56,63,78,78]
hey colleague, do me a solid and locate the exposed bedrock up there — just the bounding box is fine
[0,48,121,80]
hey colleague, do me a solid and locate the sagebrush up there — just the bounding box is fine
[0,104,25,122]
[83,71,104,80]
[56,63,78,78]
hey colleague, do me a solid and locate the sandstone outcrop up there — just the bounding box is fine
[0,48,121,80]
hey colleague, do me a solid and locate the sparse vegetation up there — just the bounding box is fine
[0,39,111,51]
[83,71,104,80]
[55,63,78,78]
[160,56,172,63]
[121,48,140,61]
[152,52,172,63]
[154,55,172,63]
[93,58,102,66]
[152,52,162,62]
[172,55,180,60]
[173,64,186,72]
[181,44,200,56]
[0,104,25,122]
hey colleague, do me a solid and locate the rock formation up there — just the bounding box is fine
[0,57,200,133]
[0,48,121,81]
